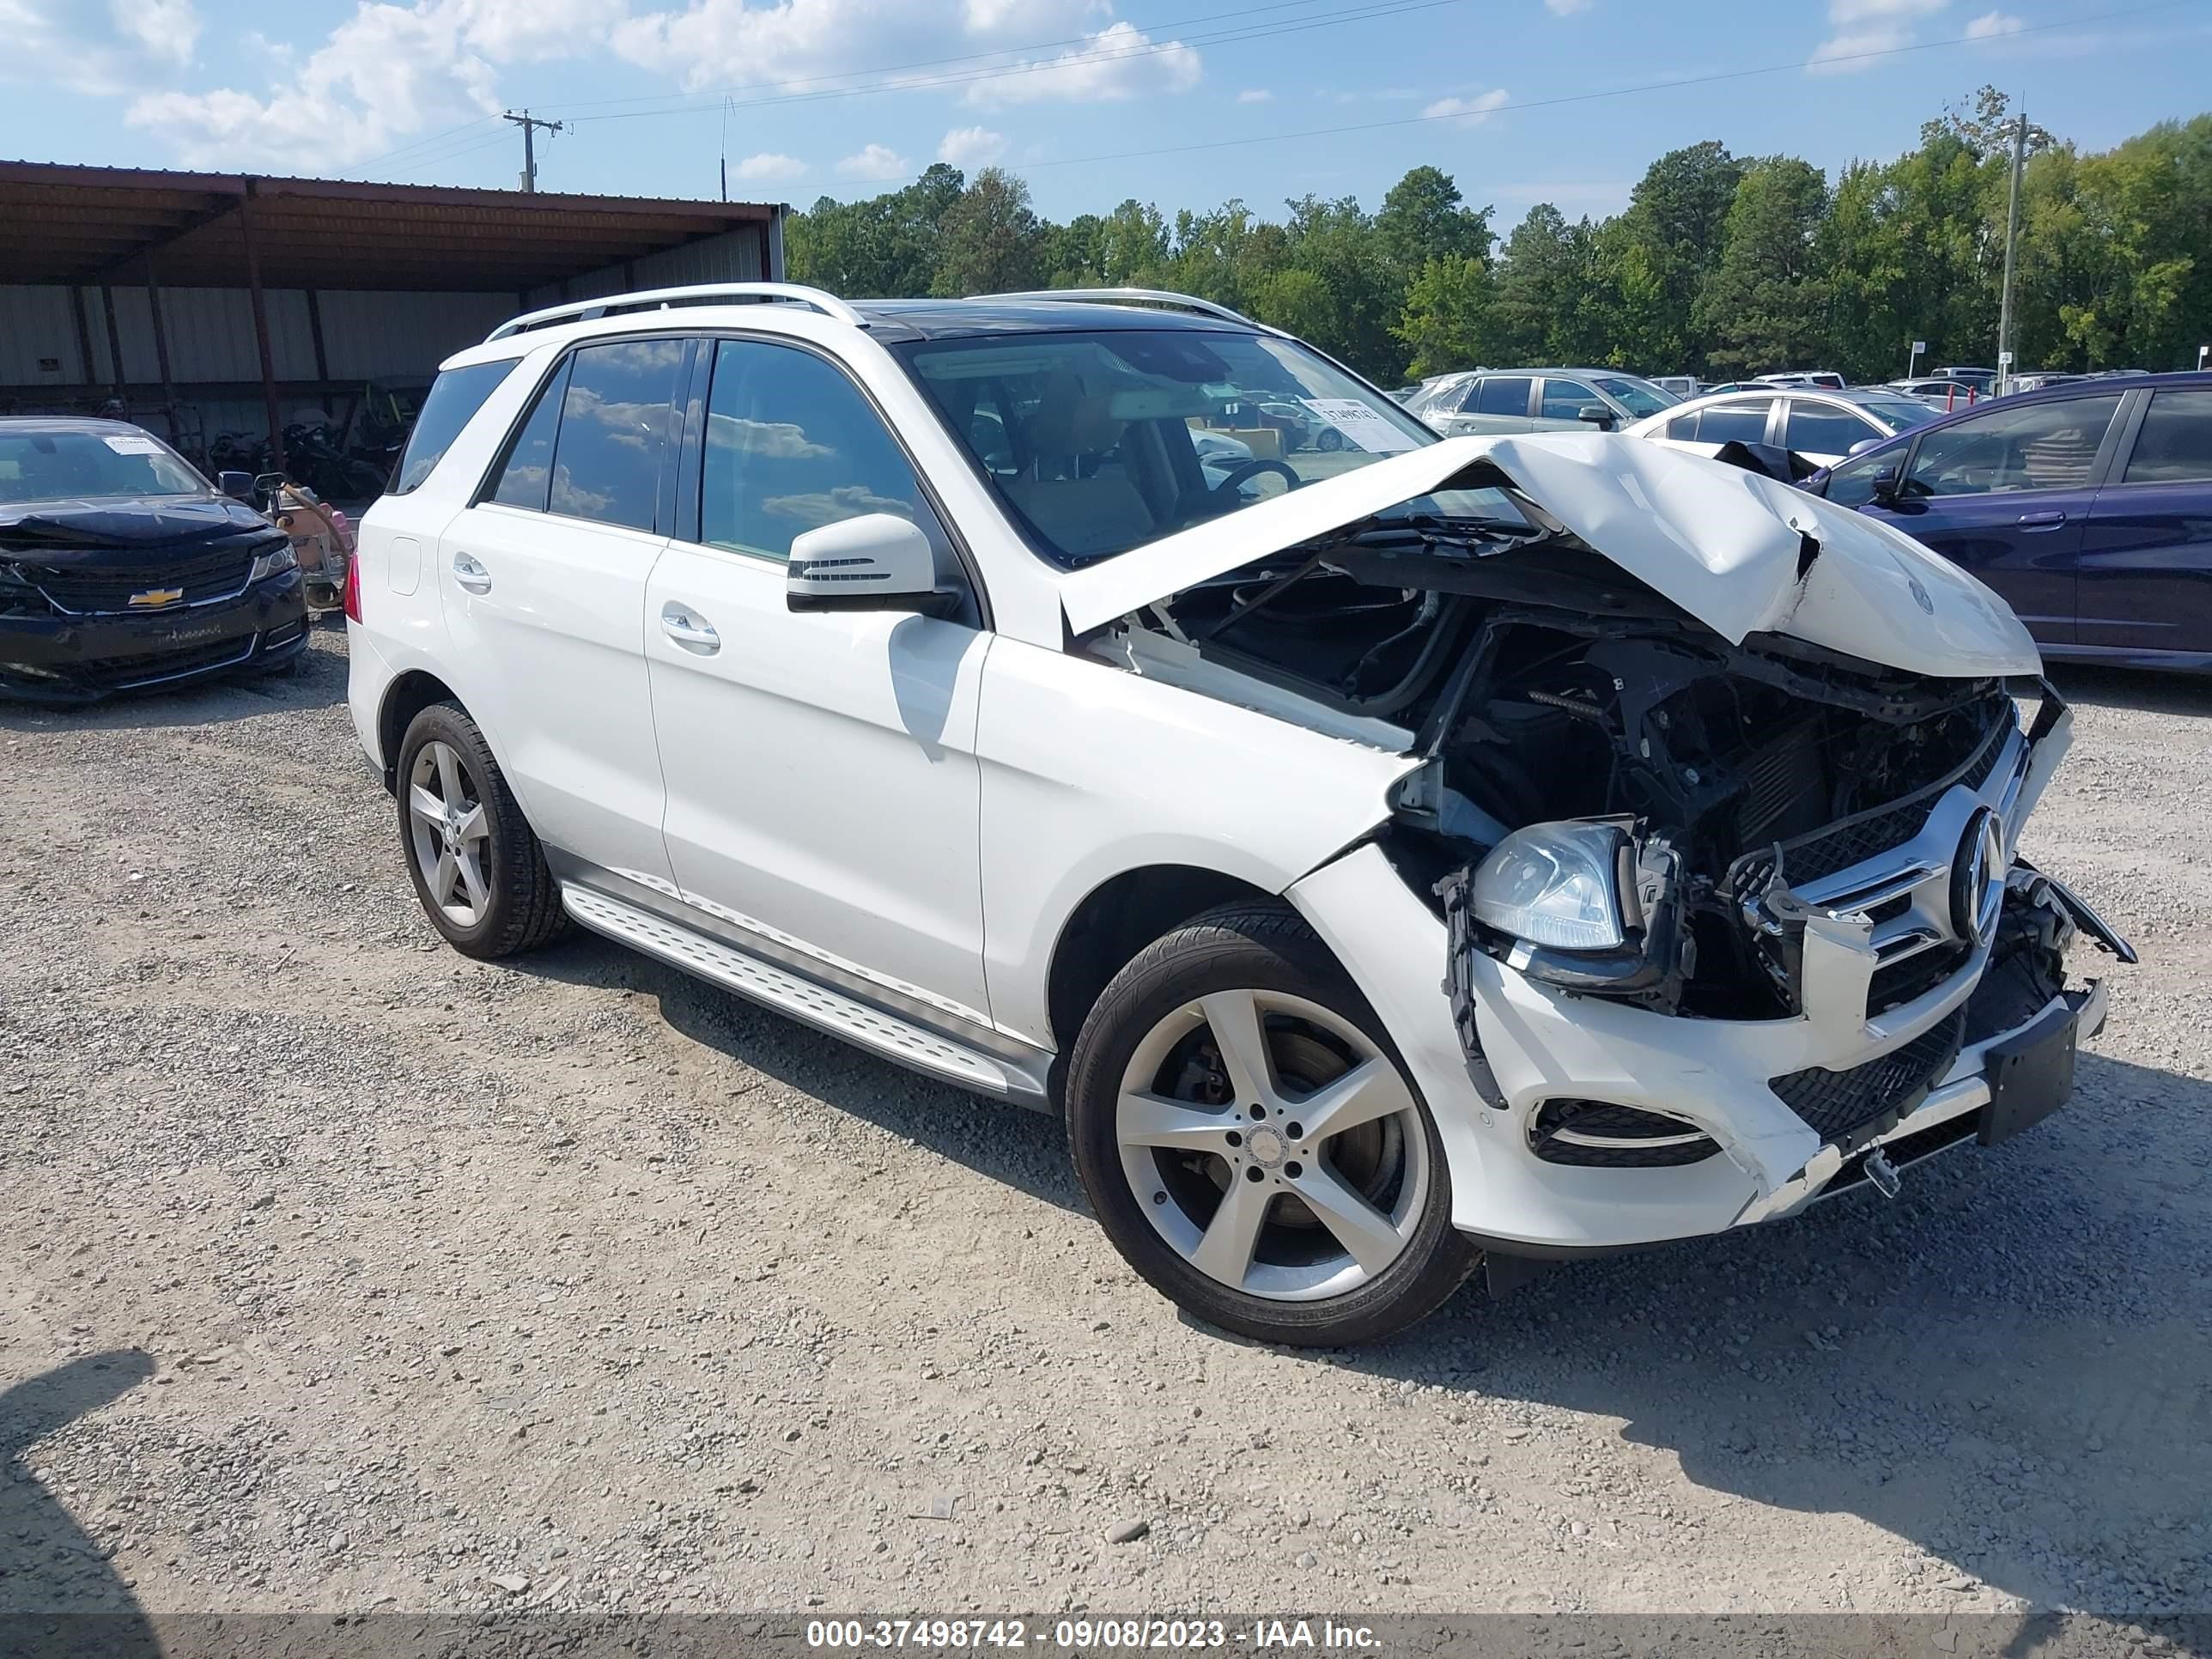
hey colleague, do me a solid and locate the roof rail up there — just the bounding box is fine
[487,283,866,342]
[968,288,1274,331]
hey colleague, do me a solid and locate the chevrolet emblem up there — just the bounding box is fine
[128,586,185,609]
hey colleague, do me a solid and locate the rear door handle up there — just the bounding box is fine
[2016,510,2068,530]
[659,604,720,654]
[452,551,492,592]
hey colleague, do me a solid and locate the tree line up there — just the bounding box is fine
[786,88,2212,388]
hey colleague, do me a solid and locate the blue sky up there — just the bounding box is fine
[2,0,2207,227]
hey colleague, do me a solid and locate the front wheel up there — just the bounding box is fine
[1066,903,1477,1346]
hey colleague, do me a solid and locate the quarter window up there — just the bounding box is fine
[1474,376,1532,416]
[700,339,947,563]
[2122,389,2212,484]
[1905,393,2122,497]
[392,358,517,495]
[547,338,687,532]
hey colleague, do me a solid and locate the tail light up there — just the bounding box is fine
[343,544,362,623]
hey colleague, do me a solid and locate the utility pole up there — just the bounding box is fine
[1996,103,2027,395]
[503,109,565,193]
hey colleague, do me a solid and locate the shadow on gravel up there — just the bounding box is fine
[2046,663,2212,719]
[0,1350,159,1655]
[1326,1048,2212,1616]
[0,624,345,736]
[510,932,1084,1215]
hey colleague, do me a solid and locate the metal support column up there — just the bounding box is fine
[99,281,126,403]
[237,176,287,477]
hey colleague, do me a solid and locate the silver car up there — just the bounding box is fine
[1414,368,1678,436]
[1626,385,1937,466]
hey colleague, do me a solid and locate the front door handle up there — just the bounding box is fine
[452,551,492,593]
[659,604,720,654]
[2016,510,2068,531]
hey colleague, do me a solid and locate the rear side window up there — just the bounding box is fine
[392,359,518,494]
[547,339,687,532]
[2122,389,2212,483]
[487,357,570,511]
[1474,376,1531,416]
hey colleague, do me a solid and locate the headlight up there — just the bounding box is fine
[249,543,298,582]
[1469,821,1632,951]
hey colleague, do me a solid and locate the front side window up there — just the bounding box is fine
[1905,393,2122,497]
[547,339,687,532]
[2122,389,2212,484]
[702,339,948,563]
[1698,398,1773,446]
[392,358,518,494]
[0,428,205,503]
[1474,375,1533,416]
[1784,402,1877,456]
[1540,380,1600,421]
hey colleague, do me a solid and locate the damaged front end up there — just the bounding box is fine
[1075,434,2132,1210]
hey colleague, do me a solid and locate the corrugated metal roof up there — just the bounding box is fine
[0,161,782,292]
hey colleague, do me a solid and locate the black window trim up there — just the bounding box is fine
[470,332,696,535]
[677,328,994,633]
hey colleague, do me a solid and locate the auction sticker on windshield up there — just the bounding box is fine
[101,434,164,454]
[1299,398,1418,453]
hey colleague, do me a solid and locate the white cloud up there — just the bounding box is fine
[1237,87,1273,103]
[1966,9,2024,36]
[936,125,1006,167]
[1543,0,1593,14]
[0,0,203,94]
[447,0,633,62]
[1808,0,1948,70]
[963,20,1201,106]
[1422,88,1510,125]
[732,150,806,181]
[836,143,909,179]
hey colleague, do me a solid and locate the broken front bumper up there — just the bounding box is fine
[1287,693,2130,1255]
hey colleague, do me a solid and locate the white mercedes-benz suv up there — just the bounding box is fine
[348,283,2130,1346]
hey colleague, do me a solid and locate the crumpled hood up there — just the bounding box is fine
[0,495,274,561]
[1058,432,2042,679]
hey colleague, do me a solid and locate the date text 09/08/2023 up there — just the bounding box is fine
[805,1619,1382,1651]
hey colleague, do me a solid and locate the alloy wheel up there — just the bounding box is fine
[1115,988,1430,1302]
[406,739,492,927]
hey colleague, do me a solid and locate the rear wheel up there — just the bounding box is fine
[1066,902,1476,1346]
[395,701,566,959]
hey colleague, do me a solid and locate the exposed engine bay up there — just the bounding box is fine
[1116,510,2027,1022]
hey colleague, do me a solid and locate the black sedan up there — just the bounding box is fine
[0,418,307,703]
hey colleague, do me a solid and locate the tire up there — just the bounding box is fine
[1316,427,1344,453]
[395,700,568,960]
[1066,901,1477,1346]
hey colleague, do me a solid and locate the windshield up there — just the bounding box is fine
[0,428,207,505]
[1591,375,1676,418]
[896,328,1510,568]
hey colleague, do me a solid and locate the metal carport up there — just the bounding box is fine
[0,162,786,473]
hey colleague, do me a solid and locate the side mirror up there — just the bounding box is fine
[787,513,957,618]
[216,469,256,502]
[1845,438,1882,458]
[1869,465,1905,505]
[1576,404,1616,429]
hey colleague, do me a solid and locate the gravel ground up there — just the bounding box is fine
[2,627,2208,1627]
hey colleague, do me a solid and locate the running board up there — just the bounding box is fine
[560,884,1049,1104]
